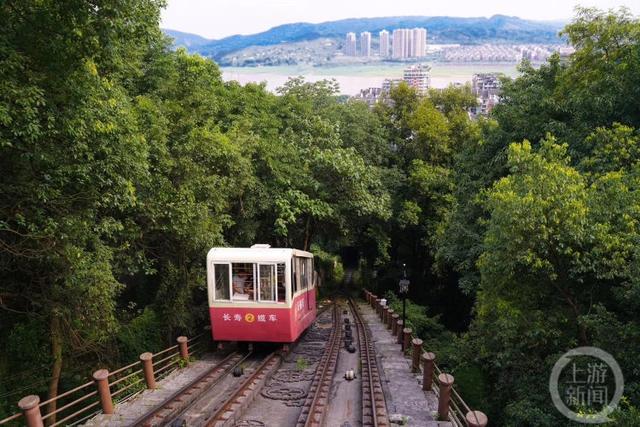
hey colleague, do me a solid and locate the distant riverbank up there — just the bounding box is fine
[221,63,520,95]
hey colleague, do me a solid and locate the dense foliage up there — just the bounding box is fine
[1,2,639,426]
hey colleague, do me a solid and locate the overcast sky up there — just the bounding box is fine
[161,0,638,40]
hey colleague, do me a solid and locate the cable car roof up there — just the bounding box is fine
[207,246,313,263]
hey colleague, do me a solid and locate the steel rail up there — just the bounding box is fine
[0,412,22,425]
[203,351,281,426]
[130,351,247,426]
[295,303,341,427]
[108,360,143,378]
[40,390,98,421]
[349,298,389,427]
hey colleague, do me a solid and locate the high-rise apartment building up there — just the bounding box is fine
[392,28,427,59]
[392,29,409,59]
[360,32,371,57]
[379,30,390,57]
[345,32,357,56]
[411,28,427,57]
[403,64,431,92]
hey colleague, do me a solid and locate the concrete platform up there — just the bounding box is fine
[357,301,449,427]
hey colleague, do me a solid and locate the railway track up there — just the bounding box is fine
[131,351,249,426]
[203,352,281,427]
[131,302,345,427]
[295,304,341,427]
[348,298,389,427]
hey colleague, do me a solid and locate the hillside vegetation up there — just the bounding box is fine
[1,2,639,426]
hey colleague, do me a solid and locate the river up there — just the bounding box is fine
[221,63,520,95]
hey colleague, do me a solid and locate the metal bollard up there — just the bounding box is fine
[387,309,394,329]
[396,320,404,344]
[422,352,436,391]
[402,328,412,352]
[18,395,43,427]
[466,410,489,427]
[177,336,189,361]
[411,338,423,371]
[93,369,114,415]
[437,373,455,421]
[391,314,400,335]
[140,352,157,389]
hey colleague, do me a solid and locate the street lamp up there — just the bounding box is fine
[398,263,410,351]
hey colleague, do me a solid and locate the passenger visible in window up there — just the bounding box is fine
[232,267,253,300]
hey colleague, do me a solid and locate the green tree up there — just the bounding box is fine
[472,135,640,424]
[0,0,165,419]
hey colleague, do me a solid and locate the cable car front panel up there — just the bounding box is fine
[206,246,316,343]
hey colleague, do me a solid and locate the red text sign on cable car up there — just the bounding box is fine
[206,244,317,343]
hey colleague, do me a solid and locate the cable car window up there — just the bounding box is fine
[277,263,286,302]
[306,258,313,288]
[232,263,254,301]
[301,257,308,289]
[214,263,230,300]
[259,264,276,302]
[292,257,298,293]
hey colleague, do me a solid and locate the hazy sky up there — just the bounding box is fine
[161,0,638,40]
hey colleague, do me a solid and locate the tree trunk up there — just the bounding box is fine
[303,216,312,251]
[552,281,588,346]
[46,315,63,426]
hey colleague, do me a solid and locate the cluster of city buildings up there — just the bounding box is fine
[441,44,571,62]
[353,63,431,106]
[345,28,428,59]
[353,68,504,118]
[470,73,502,116]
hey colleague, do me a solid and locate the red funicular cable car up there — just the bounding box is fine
[206,244,317,343]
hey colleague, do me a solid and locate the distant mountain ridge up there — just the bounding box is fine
[163,29,211,48]
[164,15,565,61]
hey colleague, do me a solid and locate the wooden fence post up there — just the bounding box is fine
[18,395,43,427]
[177,336,189,361]
[411,338,423,372]
[437,373,454,421]
[466,410,489,427]
[140,352,157,389]
[92,369,114,415]
[422,352,436,391]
